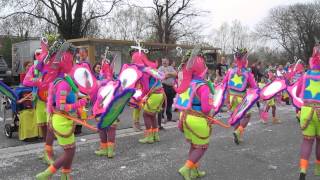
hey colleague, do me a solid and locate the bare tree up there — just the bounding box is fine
[250,46,289,65]
[212,22,230,54]
[229,20,255,50]
[172,18,205,45]
[255,2,320,61]
[211,20,256,54]
[0,15,37,38]
[0,13,59,38]
[0,0,122,39]
[102,6,151,40]
[83,18,101,38]
[130,0,205,43]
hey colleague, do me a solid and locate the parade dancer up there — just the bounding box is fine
[260,70,281,124]
[94,51,118,158]
[295,45,320,180]
[23,35,60,165]
[287,60,305,121]
[174,50,214,180]
[36,40,85,180]
[222,48,257,144]
[129,49,165,144]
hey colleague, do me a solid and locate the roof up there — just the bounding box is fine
[68,37,220,51]
[0,35,38,40]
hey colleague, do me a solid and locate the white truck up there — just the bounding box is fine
[0,55,14,85]
[11,40,40,84]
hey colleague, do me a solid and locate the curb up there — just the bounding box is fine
[0,122,177,159]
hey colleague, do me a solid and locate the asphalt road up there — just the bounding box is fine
[0,105,319,180]
[0,106,180,149]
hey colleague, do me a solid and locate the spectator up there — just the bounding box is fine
[229,60,236,69]
[207,69,215,82]
[92,62,102,80]
[265,64,273,74]
[251,61,264,82]
[19,60,33,83]
[18,60,39,140]
[158,58,177,127]
[215,56,228,77]
[214,57,228,84]
[171,61,178,71]
[78,48,91,66]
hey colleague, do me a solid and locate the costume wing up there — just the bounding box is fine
[98,88,135,129]
[260,78,287,100]
[118,64,142,89]
[287,81,303,109]
[70,64,98,95]
[228,88,260,126]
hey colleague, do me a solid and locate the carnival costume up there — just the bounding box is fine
[23,36,62,165]
[136,51,164,143]
[94,53,118,158]
[287,60,305,121]
[222,48,257,144]
[295,45,320,180]
[260,71,280,124]
[124,49,165,144]
[174,50,216,180]
[35,40,84,180]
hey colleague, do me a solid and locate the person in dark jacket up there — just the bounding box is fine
[251,61,265,82]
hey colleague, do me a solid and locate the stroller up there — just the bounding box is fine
[3,86,35,139]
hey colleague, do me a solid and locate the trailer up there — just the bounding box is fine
[0,55,11,81]
[11,40,40,78]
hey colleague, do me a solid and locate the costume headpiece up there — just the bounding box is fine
[233,47,248,73]
[175,45,207,94]
[35,34,76,76]
[130,40,157,68]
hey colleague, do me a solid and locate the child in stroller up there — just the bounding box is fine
[3,86,40,140]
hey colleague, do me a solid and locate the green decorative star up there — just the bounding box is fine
[305,79,320,98]
[180,88,191,104]
[231,74,243,86]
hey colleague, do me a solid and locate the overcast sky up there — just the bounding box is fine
[196,0,316,32]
